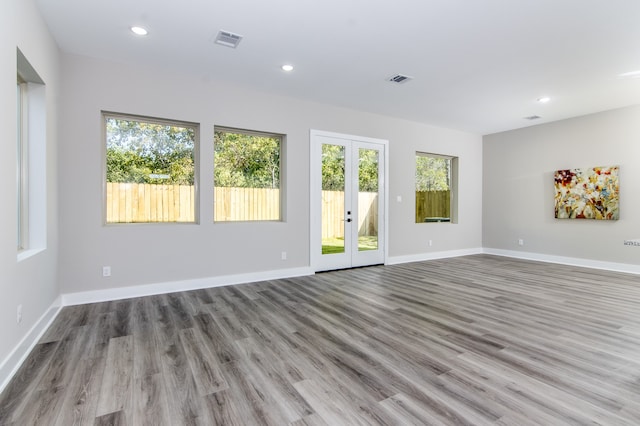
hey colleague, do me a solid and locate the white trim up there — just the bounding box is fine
[310,129,389,145]
[387,247,483,265]
[482,248,640,275]
[62,266,314,306]
[383,141,390,266]
[389,247,640,275]
[309,129,390,272]
[0,297,62,393]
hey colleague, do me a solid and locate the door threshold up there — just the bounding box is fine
[316,263,385,273]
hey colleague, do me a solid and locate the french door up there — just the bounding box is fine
[310,130,387,272]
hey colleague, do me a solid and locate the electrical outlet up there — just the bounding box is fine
[281,251,287,260]
[17,305,22,324]
[102,266,111,277]
[518,239,524,246]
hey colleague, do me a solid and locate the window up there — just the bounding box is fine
[415,152,458,223]
[17,48,46,259]
[104,112,198,223]
[214,127,282,221]
[17,76,27,249]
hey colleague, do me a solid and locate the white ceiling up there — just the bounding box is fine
[36,0,640,135]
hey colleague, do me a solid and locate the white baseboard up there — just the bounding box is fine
[0,297,62,393]
[61,266,315,306]
[483,248,640,275]
[387,247,483,265]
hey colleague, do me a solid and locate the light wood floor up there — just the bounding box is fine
[1,254,640,425]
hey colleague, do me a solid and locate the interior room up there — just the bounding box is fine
[2,0,640,424]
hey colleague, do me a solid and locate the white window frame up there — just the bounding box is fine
[17,77,28,250]
[17,49,47,261]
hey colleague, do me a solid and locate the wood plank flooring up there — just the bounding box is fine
[1,254,640,425]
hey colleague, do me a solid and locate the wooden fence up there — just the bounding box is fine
[106,183,379,230]
[106,183,281,223]
[415,190,450,222]
[322,191,378,239]
[214,187,280,221]
[106,182,195,223]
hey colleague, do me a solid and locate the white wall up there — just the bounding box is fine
[0,0,60,383]
[58,53,483,297]
[483,106,640,269]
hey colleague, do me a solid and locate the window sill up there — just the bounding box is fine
[17,247,45,262]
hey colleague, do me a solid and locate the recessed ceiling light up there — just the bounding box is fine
[618,70,640,78]
[281,64,294,72]
[537,96,551,103]
[130,26,148,36]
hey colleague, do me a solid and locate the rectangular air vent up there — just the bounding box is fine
[215,30,243,48]
[388,74,413,84]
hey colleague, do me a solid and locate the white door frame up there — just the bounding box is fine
[310,129,389,272]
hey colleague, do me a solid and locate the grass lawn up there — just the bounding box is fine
[322,236,378,254]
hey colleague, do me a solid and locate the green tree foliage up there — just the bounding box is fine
[322,144,345,191]
[415,155,450,191]
[358,149,379,192]
[106,118,195,185]
[321,145,379,192]
[214,131,280,188]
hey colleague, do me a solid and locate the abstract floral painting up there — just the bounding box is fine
[554,166,619,220]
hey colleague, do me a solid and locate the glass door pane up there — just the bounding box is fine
[312,131,385,272]
[357,148,379,252]
[321,143,346,255]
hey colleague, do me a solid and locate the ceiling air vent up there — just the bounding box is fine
[388,74,413,84]
[524,115,541,120]
[214,30,243,48]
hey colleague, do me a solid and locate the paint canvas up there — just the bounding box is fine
[554,166,619,220]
